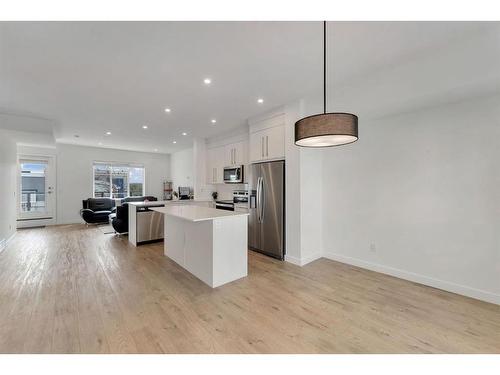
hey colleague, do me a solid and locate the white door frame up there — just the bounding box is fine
[17,154,57,227]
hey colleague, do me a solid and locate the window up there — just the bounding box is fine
[93,162,145,199]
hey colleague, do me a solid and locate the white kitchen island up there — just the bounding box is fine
[150,205,249,288]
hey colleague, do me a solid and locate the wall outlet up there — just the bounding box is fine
[369,243,377,252]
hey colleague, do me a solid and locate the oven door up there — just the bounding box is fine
[223,166,243,183]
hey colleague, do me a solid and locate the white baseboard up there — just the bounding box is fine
[17,217,56,228]
[285,252,322,266]
[284,254,301,265]
[323,250,500,306]
[0,231,16,254]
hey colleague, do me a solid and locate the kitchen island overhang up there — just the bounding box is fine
[150,205,249,288]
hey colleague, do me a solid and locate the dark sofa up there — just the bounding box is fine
[80,198,116,224]
[110,196,158,234]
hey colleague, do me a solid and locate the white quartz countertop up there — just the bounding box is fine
[150,205,249,222]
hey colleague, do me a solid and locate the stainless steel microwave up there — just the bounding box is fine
[223,165,244,183]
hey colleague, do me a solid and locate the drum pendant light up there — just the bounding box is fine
[295,21,358,147]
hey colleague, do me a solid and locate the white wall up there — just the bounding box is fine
[0,131,17,250]
[19,143,171,224]
[300,148,323,264]
[170,147,194,195]
[283,102,302,264]
[321,94,500,305]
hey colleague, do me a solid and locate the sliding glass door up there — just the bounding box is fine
[18,156,56,221]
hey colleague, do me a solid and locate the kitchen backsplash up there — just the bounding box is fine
[215,183,248,200]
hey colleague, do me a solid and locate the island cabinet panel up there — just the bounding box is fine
[183,221,214,286]
[212,215,248,287]
[163,215,187,267]
[157,205,248,288]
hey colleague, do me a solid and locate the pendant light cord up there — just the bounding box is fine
[323,20,327,114]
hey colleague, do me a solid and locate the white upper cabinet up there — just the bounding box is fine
[207,141,247,184]
[224,141,245,167]
[249,131,264,162]
[249,113,285,163]
[263,125,285,160]
[206,146,225,184]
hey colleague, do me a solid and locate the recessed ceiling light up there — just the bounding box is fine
[142,125,148,129]
[105,131,112,135]
[204,78,211,85]
[211,119,217,124]
[154,148,158,152]
[257,98,264,104]
[173,141,177,144]
[164,108,171,113]
[98,142,103,146]
[182,132,187,136]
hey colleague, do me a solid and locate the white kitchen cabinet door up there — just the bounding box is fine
[224,144,234,167]
[249,131,265,162]
[224,141,245,166]
[249,125,284,162]
[263,125,285,160]
[206,148,217,184]
[214,146,225,184]
[232,141,245,165]
[207,146,225,184]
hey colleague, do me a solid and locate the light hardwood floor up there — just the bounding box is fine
[0,224,499,353]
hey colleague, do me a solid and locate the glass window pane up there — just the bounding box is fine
[111,165,129,199]
[94,164,111,198]
[129,167,144,196]
[20,162,47,213]
[93,163,144,199]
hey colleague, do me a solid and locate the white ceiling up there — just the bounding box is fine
[0,21,498,153]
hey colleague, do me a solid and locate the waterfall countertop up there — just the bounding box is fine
[150,205,249,222]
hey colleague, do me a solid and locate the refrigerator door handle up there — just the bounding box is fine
[256,176,262,223]
[261,177,265,222]
[260,176,265,222]
[256,177,260,222]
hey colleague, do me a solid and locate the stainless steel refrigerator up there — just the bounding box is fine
[248,160,285,260]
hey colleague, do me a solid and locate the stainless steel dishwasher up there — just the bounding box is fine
[136,207,164,243]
